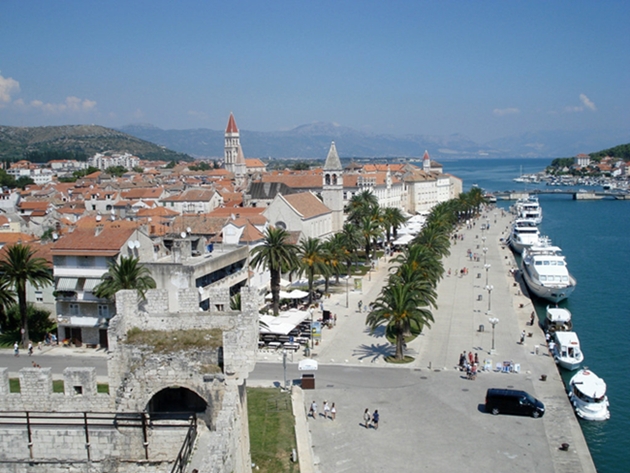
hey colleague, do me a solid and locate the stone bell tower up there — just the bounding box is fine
[321,141,344,232]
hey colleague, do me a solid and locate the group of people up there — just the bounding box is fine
[458,350,479,380]
[362,408,379,429]
[309,400,336,420]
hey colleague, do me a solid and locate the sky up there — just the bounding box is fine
[1,0,629,143]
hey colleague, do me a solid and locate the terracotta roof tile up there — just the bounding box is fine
[282,192,331,219]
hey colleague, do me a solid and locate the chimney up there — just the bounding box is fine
[95,224,104,237]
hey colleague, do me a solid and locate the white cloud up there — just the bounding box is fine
[493,107,520,116]
[28,96,97,113]
[579,93,596,111]
[0,73,20,105]
[564,105,583,113]
[188,110,208,120]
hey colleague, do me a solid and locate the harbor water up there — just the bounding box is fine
[442,157,630,473]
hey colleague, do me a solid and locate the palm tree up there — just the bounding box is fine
[360,215,382,263]
[383,207,408,243]
[346,190,379,224]
[366,282,435,360]
[412,223,451,259]
[322,235,345,289]
[297,237,329,304]
[0,277,16,330]
[0,243,53,347]
[250,227,299,316]
[392,244,443,288]
[94,256,156,300]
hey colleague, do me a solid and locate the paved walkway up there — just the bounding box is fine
[258,207,596,473]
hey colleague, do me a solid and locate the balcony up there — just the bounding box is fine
[54,267,108,278]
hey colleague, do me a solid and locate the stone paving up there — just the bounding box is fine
[255,207,596,473]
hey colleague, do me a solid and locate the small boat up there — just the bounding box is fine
[568,369,610,421]
[545,306,573,333]
[551,331,584,370]
[521,243,577,303]
[508,219,541,254]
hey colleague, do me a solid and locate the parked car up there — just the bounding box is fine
[485,388,545,418]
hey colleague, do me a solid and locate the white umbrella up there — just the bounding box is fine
[288,289,309,299]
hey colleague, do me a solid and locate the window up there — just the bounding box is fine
[98,305,109,318]
[35,291,43,303]
[69,304,79,315]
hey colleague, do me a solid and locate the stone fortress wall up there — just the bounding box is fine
[0,286,260,473]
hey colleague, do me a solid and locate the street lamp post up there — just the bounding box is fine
[488,316,499,354]
[484,263,491,286]
[346,272,349,308]
[486,285,494,312]
[482,246,488,265]
[309,307,314,349]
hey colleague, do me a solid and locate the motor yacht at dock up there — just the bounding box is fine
[521,243,577,303]
[551,331,584,370]
[514,195,543,224]
[568,369,610,421]
[508,218,541,254]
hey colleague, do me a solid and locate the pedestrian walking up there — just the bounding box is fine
[331,403,336,420]
[323,401,330,419]
[468,351,473,365]
[358,300,363,312]
[474,352,479,365]
[371,410,379,430]
[363,408,371,428]
[520,330,526,345]
[309,401,317,419]
[28,341,33,356]
[13,341,19,357]
[530,312,535,326]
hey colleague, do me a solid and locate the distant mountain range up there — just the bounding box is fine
[119,123,630,160]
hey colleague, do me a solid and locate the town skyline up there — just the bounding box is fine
[1,1,629,145]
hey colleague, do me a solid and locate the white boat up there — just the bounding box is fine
[545,306,572,333]
[515,196,543,224]
[568,369,610,421]
[508,219,541,254]
[551,331,584,370]
[521,243,577,303]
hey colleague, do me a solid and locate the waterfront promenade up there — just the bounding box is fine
[253,207,596,473]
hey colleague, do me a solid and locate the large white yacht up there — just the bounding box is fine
[515,196,543,224]
[551,331,584,371]
[508,219,541,254]
[568,369,610,421]
[521,243,576,303]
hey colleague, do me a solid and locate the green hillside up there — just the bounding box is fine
[0,125,192,162]
[589,143,630,161]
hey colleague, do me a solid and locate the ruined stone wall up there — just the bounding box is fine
[0,285,260,473]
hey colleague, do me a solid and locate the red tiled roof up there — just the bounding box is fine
[226,113,239,133]
[52,222,139,256]
[282,192,331,219]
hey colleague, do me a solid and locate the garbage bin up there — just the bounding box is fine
[301,373,315,389]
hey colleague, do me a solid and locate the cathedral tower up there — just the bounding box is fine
[224,113,247,181]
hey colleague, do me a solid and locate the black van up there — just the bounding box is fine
[485,388,545,418]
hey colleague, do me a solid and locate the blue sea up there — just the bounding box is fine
[442,157,630,473]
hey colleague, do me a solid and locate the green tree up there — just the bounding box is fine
[94,256,156,300]
[346,190,379,224]
[132,166,144,173]
[250,227,299,316]
[366,283,435,360]
[0,304,56,346]
[0,243,53,347]
[297,238,329,304]
[359,215,382,262]
[383,207,408,242]
[105,165,127,177]
[15,176,35,189]
[0,278,16,331]
[411,223,451,259]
